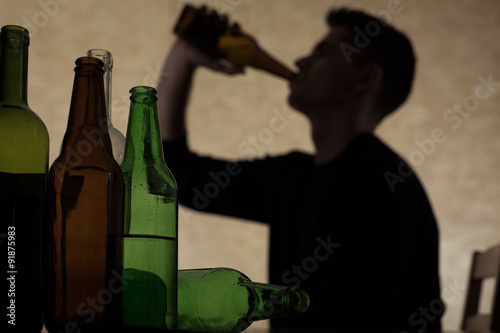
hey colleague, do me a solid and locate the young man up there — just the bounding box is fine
[159,8,444,331]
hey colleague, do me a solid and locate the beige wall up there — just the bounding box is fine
[2,0,499,330]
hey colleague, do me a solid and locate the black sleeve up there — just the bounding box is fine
[163,136,278,223]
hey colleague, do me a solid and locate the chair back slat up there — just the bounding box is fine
[473,244,500,279]
[464,314,492,331]
[462,243,500,332]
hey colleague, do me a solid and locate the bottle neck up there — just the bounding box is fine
[87,49,113,119]
[217,35,295,80]
[122,87,164,167]
[240,281,310,322]
[248,48,296,80]
[0,26,29,107]
[62,57,111,151]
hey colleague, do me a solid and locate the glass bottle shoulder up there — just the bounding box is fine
[0,105,49,173]
[122,163,176,196]
[51,132,122,178]
[0,105,49,136]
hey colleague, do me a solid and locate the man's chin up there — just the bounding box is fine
[287,94,307,115]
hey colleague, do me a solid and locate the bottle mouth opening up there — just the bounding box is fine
[0,25,30,47]
[286,288,310,314]
[75,57,104,75]
[87,49,113,71]
[75,56,105,68]
[129,86,158,102]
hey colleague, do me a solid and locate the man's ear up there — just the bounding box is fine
[353,63,383,94]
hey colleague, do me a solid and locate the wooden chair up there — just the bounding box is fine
[461,243,500,331]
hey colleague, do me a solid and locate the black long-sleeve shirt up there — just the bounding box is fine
[163,133,444,331]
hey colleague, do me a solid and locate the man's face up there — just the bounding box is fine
[288,26,364,114]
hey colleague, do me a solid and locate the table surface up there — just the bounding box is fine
[249,330,500,333]
[39,322,499,332]
[41,327,499,332]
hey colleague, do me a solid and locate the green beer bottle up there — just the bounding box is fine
[121,86,178,330]
[177,268,310,333]
[0,25,49,333]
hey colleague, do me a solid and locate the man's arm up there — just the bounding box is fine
[157,38,243,142]
[157,38,279,223]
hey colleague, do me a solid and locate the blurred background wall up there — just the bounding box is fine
[2,0,499,330]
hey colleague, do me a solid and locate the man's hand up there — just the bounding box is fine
[171,37,245,75]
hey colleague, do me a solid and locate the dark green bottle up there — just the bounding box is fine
[121,86,178,330]
[177,268,310,333]
[0,25,49,333]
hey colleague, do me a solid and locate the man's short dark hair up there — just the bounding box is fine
[327,8,416,119]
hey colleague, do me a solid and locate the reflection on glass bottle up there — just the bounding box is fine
[0,25,49,333]
[121,86,178,330]
[177,268,310,333]
[46,57,124,333]
[86,49,126,164]
[123,268,167,328]
[174,4,296,80]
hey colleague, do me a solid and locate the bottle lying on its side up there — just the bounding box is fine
[176,267,310,333]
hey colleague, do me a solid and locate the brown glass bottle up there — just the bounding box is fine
[174,4,296,80]
[46,57,124,333]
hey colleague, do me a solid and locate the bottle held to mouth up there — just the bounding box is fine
[174,4,296,81]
